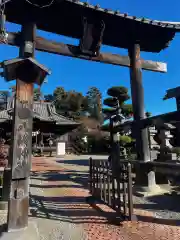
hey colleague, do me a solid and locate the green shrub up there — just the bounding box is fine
[119,135,132,146]
[171,147,180,160]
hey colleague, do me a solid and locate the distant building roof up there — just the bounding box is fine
[0,98,80,127]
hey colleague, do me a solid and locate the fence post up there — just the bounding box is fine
[127,163,135,221]
[96,160,99,197]
[100,160,103,199]
[106,161,111,205]
[103,161,106,202]
[89,157,92,194]
[122,163,127,216]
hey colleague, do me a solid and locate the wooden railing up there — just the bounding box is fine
[89,158,134,220]
[89,157,180,221]
[0,170,3,198]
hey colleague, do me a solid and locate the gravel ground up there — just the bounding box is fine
[0,210,7,226]
[133,193,180,221]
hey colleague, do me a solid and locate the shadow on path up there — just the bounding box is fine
[31,169,89,190]
[30,167,123,227]
[29,194,123,226]
[56,159,89,167]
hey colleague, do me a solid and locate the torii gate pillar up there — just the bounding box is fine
[1,21,50,232]
[128,43,157,192]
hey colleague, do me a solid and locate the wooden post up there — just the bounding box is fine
[7,22,35,231]
[89,157,93,194]
[99,160,103,199]
[92,159,95,195]
[128,44,156,188]
[96,160,99,196]
[106,161,111,206]
[176,97,180,111]
[127,163,134,221]
[103,161,106,202]
[5,32,168,73]
[122,164,127,216]
[110,117,113,150]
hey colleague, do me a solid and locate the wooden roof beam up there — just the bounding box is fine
[5,32,167,73]
[165,86,180,99]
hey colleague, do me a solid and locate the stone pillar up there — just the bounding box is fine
[155,127,175,184]
[155,126,176,161]
[164,87,180,146]
[149,126,159,160]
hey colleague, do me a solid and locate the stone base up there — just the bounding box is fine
[133,184,170,197]
[129,214,138,222]
[0,221,40,240]
[0,201,8,210]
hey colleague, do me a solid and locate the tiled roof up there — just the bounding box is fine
[67,0,180,30]
[4,0,180,52]
[0,99,80,126]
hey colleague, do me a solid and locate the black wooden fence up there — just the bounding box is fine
[89,157,134,220]
[89,157,180,221]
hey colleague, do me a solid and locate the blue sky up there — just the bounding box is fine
[1,0,180,115]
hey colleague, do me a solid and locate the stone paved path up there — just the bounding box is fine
[30,157,87,240]
[30,156,180,240]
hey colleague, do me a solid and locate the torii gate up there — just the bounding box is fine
[0,0,179,233]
